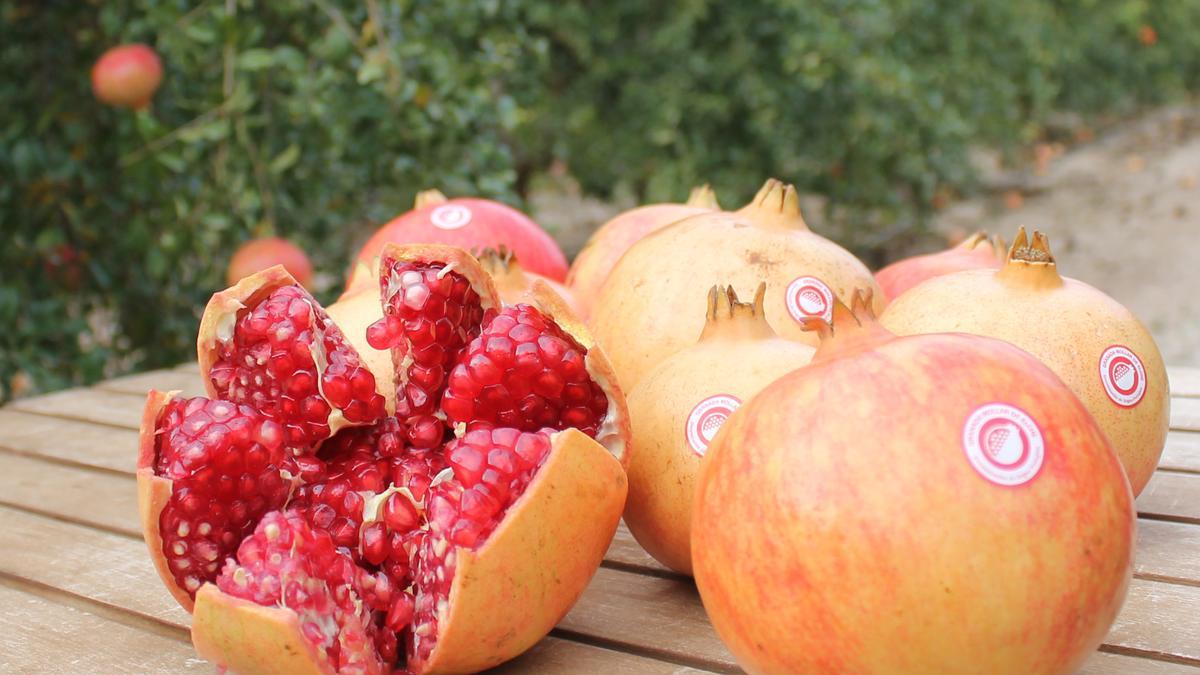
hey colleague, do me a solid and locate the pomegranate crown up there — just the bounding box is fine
[414,188,449,209]
[799,287,893,362]
[735,178,809,231]
[998,226,1064,289]
[699,283,776,342]
[686,184,721,210]
[475,246,523,276]
[959,231,1007,259]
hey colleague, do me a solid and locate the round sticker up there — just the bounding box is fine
[961,403,1045,487]
[430,204,472,230]
[685,394,741,457]
[1098,345,1146,408]
[784,276,834,324]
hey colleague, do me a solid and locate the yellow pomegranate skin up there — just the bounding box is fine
[624,285,813,574]
[590,178,881,392]
[881,228,1168,496]
[568,185,720,318]
[693,292,1133,675]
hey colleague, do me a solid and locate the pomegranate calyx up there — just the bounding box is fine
[699,283,777,342]
[686,184,721,209]
[997,226,1064,290]
[414,188,449,209]
[802,288,894,363]
[735,178,810,232]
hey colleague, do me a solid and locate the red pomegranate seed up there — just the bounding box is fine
[442,304,608,437]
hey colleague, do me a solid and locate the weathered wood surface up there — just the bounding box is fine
[1,365,1198,673]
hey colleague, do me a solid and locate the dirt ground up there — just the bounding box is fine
[532,104,1199,367]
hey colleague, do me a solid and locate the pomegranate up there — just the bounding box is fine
[91,43,163,110]
[693,290,1134,674]
[567,185,720,317]
[352,190,568,283]
[624,284,813,575]
[880,227,1169,496]
[874,231,1005,301]
[227,237,314,288]
[138,246,630,673]
[590,178,882,391]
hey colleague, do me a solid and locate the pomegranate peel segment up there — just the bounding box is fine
[191,584,338,675]
[420,428,627,674]
[136,389,194,611]
[377,243,502,313]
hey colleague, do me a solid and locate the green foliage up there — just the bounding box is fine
[2,0,1198,400]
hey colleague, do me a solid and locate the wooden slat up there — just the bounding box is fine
[1161,431,1200,474]
[605,522,676,576]
[0,507,713,673]
[493,637,716,674]
[0,582,207,673]
[1107,578,1200,665]
[1139,472,1200,524]
[1136,519,1200,586]
[0,409,138,474]
[96,368,205,398]
[7,387,145,430]
[1082,651,1200,673]
[1174,398,1200,432]
[1170,367,1200,398]
[0,453,137,537]
[174,362,201,374]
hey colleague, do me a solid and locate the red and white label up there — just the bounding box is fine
[430,204,472,230]
[784,276,834,324]
[961,403,1044,487]
[1098,345,1146,408]
[685,394,741,457]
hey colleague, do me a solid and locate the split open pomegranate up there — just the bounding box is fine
[138,249,629,673]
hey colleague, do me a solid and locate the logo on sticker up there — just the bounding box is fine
[430,204,472,230]
[1098,345,1146,407]
[685,394,741,457]
[961,403,1044,487]
[785,276,834,323]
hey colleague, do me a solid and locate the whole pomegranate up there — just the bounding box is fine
[138,245,630,673]
[693,291,1133,674]
[624,284,812,575]
[590,178,881,391]
[91,43,163,110]
[227,236,314,288]
[352,189,568,283]
[567,185,720,317]
[875,231,1005,301]
[881,228,1169,496]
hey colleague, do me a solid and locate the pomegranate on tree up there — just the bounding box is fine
[567,185,720,317]
[874,231,1005,301]
[881,228,1168,496]
[590,178,881,391]
[624,284,812,575]
[91,43,163,110]
[352,189,568,284]
[227,237,314,288]
[137,246,630,673]
[693,291,1133,674]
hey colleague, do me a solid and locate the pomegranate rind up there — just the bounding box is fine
[191,583,338,675]
[530,280,631,469]
[197,265,389,437]
[136,389,195,611]
[420,428,627,674]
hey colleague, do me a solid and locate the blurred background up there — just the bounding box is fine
[3,0,1198,402]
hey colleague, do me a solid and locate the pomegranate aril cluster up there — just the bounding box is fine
[368,261,488,449]
[155,396,296,596]
[442,304,609,437]
[208,284,385,450]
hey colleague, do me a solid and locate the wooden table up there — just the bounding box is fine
[1,363,1199,674]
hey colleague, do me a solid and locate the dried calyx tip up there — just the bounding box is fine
[414,188,449,209]
[686,184,720,210]
[475,245,515,267]
[706,283,767,322]
[1007,226,1055,264]
[748,178,800,216]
